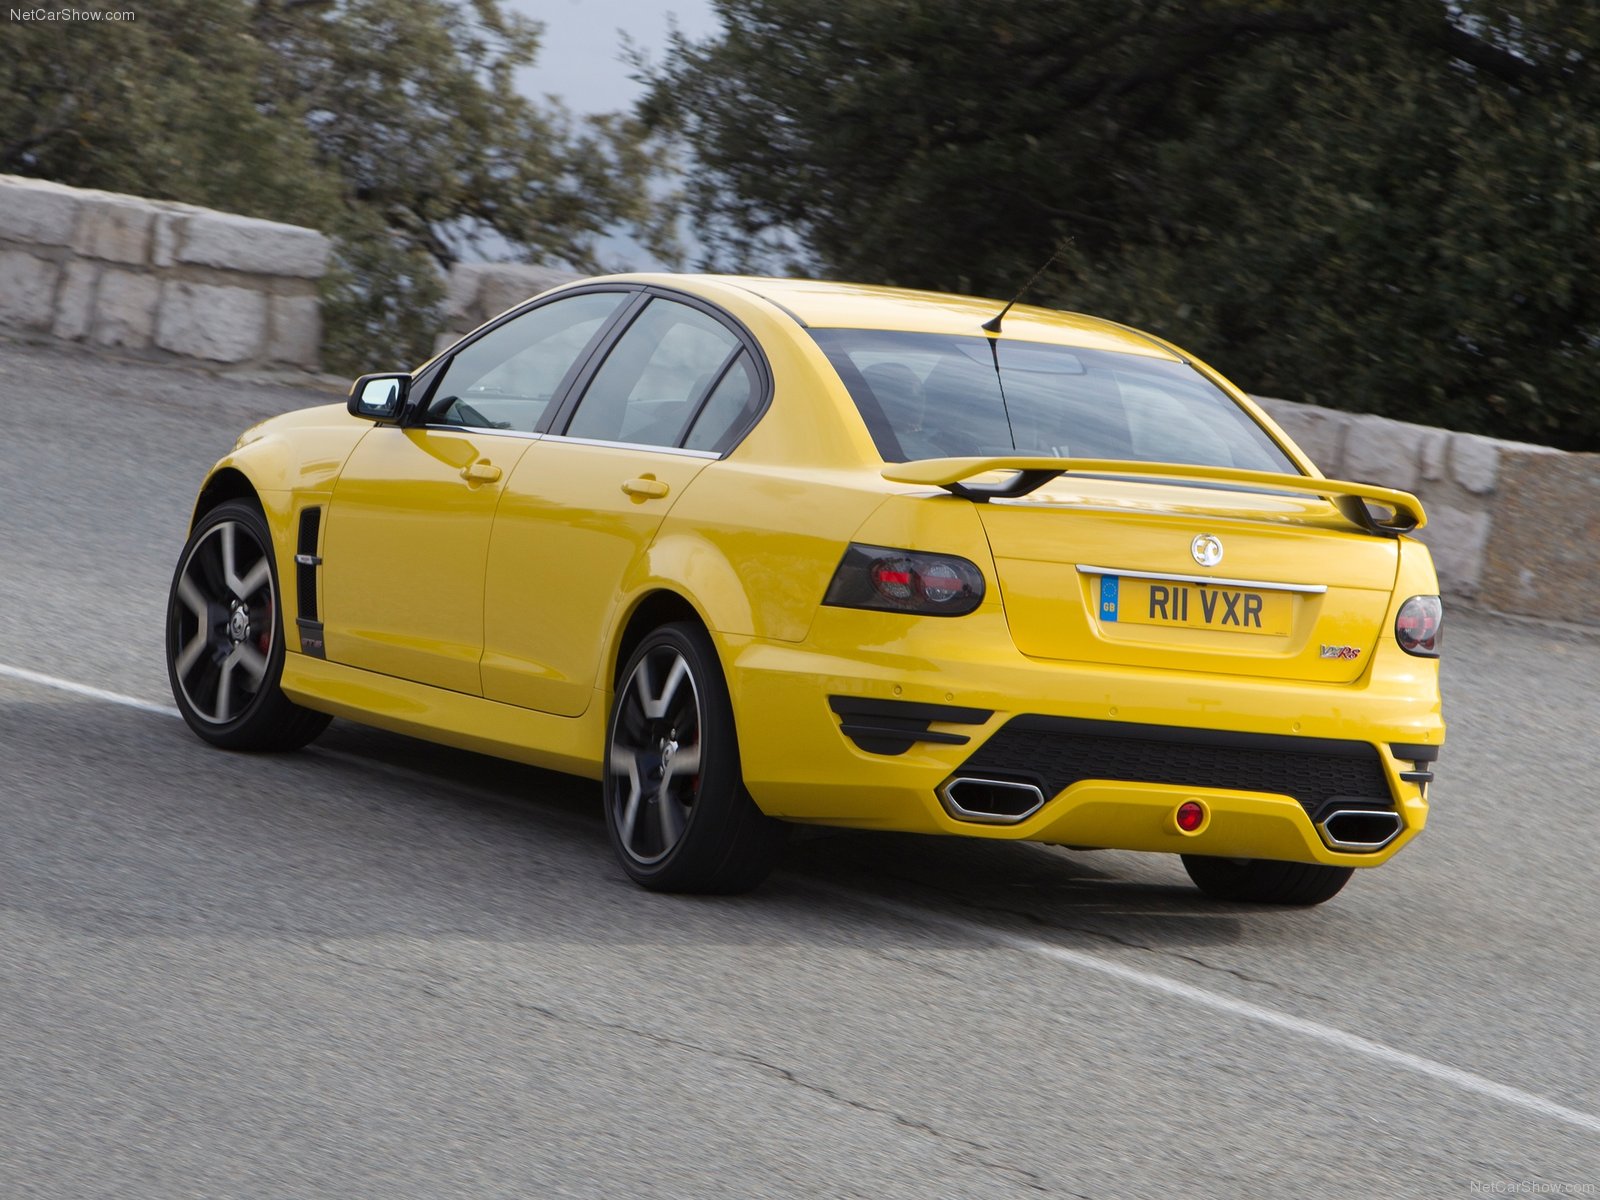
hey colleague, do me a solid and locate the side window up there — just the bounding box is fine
[565,298,741,447]
[428,291,626,433]
[684,352,759,453]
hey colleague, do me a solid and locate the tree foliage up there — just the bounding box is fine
[2,0,337,221]
[1,0,670,371]
[642,1,1600,450]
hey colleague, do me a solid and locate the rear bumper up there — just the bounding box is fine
[723,608,1440,867]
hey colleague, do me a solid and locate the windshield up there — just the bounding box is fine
[812,329,1298,473]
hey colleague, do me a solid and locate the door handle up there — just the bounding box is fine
[621,476,670,500]
[460,460,502,484]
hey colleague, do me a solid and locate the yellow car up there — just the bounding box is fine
[166,274,1444,903]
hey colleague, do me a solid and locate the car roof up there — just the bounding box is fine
[582,273,1184,360]
[621,274,1184,361]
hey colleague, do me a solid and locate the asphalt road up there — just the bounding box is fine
[2,340,1597,1199]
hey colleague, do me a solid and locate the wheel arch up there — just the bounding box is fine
[188,463,300,599]
[191,467,260,530]
[188,447,322,650]
[606,523,767,692]
[189,411,371,532]
[609,589,709,689]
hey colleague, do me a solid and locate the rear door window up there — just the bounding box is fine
[565,298,742,448]
[683,352,760,453]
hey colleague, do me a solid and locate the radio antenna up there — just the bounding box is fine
[981,237,1072,334]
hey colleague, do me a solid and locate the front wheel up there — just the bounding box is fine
[165,498,330,751]
[603,622,784,893]
[1181,855,1354,906]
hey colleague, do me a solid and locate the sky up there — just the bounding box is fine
[506,0,721,117]
[501,0,722,269]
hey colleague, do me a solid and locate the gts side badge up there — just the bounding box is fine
[1320,644,1362,660]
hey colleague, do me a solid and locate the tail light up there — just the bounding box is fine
[823,544,985,616]
[1395,595,1442,657]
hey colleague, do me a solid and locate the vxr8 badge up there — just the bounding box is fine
[1320,644,1363,660]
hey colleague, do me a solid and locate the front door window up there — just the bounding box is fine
[429,291,628,433]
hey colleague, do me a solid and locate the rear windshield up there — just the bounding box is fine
[811,329,1297,473]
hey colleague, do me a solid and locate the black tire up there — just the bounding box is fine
[1181,855,1354,906]
[165,498,330,751]
[603,622,785,893]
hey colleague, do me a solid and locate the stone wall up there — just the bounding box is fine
[1257,397,1597,622]
[0,174,329,371]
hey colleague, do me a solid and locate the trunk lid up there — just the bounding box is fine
[974,476,1399,683]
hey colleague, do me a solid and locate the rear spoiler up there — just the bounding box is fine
[880,457,1426,535]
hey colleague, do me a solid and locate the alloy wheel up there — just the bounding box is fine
[607,644,704,864]
[170,519,275,725]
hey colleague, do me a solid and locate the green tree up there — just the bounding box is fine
[1,0,338,221]
[2,0,670,370]
[641,1,1600,450]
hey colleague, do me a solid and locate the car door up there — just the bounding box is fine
[481,293,767,716]
[320,289,632,694]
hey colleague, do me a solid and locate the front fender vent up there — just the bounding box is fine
[295,505,322,623]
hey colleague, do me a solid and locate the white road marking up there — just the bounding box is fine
[5,657,1599,1139]
[0,662,180,718]
[813,886,1600,1137]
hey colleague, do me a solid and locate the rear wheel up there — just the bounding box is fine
[165,499,330,751]
[1181,855,1353,906]
[603,622,784,893]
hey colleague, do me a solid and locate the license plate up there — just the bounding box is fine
[1097,575,1291,636]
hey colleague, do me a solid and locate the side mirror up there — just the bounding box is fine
[348,373,410,423]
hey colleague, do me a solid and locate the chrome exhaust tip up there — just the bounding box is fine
[938,776,1046,824]
[1316,808,1403,853]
